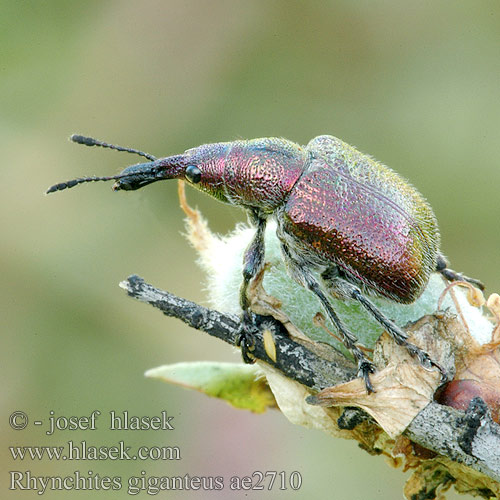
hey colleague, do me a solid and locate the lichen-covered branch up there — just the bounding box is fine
[120,275,500,487]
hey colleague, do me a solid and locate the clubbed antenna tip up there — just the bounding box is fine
[70,134,99,147]
[69,134,157,161]
[45,175,125,194]
[46,134,160,195]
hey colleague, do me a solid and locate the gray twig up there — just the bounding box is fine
[120,274,500,483]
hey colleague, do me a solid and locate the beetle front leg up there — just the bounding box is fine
[236,211,267,364]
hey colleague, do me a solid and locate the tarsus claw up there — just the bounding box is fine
[236,314,257,364]
[358,360,376,394]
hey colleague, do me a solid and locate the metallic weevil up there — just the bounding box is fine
[47,134,484,392]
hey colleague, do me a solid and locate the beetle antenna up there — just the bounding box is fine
[70,134,157,161]
[46,173,132,194]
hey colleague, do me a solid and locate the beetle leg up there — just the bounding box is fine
[280,248,376,392]
[236,211,267,364]
[308,281,376,393]
[333,280,448,383]
[235,311,257,364]
[436,254,484,290]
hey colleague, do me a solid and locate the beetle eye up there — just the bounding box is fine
[185,165,202,184]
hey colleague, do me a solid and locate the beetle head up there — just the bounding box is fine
[113,142,231,203]
[46,135,228,203]
[46,135,305,210]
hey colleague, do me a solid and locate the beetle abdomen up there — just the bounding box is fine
[282,136,439,303]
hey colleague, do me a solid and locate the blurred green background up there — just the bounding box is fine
[2,1,499,498]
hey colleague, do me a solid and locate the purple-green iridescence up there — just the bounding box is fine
[184,143,229,203]
[184,135,438,303]
[282,135,439,303]
[184,139,307,210]
[223,139,307,212]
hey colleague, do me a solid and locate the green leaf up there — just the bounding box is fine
[145,361,276,413]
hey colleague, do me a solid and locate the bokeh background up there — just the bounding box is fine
[2,1,500,498]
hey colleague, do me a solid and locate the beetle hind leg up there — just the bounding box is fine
[436,254,484,290]
[327,276,448,383]
[307,275,376,392]
[280,251,376,392]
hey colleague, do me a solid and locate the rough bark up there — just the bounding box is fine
[120,274,500,485]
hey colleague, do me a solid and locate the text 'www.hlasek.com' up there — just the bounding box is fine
[8,409,303,495]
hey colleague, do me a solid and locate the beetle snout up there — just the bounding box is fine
[111,162,161,191]
[112,178,142,191]
[112,157,187,191]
